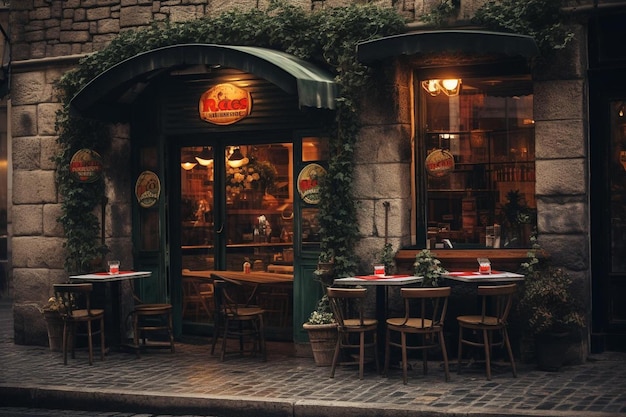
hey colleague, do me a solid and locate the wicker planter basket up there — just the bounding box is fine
[303,322,338,367]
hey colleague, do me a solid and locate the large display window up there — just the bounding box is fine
[419,75,536,249]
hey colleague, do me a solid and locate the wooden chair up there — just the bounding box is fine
[53,283,105,365]
[182,275,214,321]
[130,302,175,356]
[211,276,266,361]
[327,287,379,379]
[384,286,451,383]
[457,283,517,380]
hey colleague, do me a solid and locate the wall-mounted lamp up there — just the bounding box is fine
[421,79,462,97]
[227,146,248,168]
[195,147,214,166]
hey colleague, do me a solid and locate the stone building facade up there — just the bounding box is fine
[5,0,625,355]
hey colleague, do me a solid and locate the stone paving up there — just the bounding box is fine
[1,299,625,417]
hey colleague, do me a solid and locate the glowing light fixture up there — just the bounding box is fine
[421,79,462,97]
[181,161,197,170]
[227,146,247,168]
[195,147,214,166]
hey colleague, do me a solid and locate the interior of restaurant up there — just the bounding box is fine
[177,139,327,338]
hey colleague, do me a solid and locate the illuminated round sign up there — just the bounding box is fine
[69,149,103,183]
[135,171,161,208]
[425,149,455,177]
[199,83,252,125]
[297,163,326,205]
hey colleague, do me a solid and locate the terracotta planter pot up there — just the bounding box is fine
[303,323,338,367]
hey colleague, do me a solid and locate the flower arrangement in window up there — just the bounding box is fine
[226,158,277,194]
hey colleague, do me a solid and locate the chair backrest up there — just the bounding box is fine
[53,283,95,318]
[326,287,368,328]
[477,283,517,324]
[400,286,451,329]
[211,276,242,318]
[182,276,203,300]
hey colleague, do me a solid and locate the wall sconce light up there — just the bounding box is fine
[181,160,197,170]
[227,146,247,168]
[195,147,214,166]
[421,79,462,97]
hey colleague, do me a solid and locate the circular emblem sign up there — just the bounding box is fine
[297,163,326,205]
[69,149,103,183]
[199,83,252,125]
[425,149,455,177]
[135,171,161,208]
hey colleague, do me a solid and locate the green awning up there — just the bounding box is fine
[70,44,337,121]
[357,30,539,64]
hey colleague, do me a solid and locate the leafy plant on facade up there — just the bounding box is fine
[54,1,406,275]
[519,243,586,335]
[420,0,460,26]
[413,249,447,287]
[472,0,574,53]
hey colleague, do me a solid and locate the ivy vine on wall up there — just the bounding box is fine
[54,1,406,275]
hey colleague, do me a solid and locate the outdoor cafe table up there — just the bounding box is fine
[442,270,525,283]
[333,275,423,362]
[182,269,293,305]
[69,271,152,349]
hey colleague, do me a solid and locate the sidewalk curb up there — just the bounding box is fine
[1,384,620,417]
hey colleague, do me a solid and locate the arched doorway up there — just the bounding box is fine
[70,44,337,343]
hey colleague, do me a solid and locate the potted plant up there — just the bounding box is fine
[39,295,66,352]
[519,246,586,371]
[413,249,447,287]
[313,250,335,288]
[302,295,337,366]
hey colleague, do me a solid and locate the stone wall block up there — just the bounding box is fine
[535,120,586,159]
[11,105,37,137]
[535,159,586,196]
[534,80,584,121]
[168,5,202,22]
[59,30,91,43]
[11,73,46,105]
[13,170,58,204]
[357,199,375,237]
[354,162,411,199]
[13,303,48,346]
[86,7,113,21]
[13,136,41,170]
[97,18,120,34]
[120,5,153,27]
[12,267,64,304]
[356,124,412,164]
[40,136,61,171]
[12,204,43,236]
[12,237,67,269]
[537,199,587,234]
[538,234,589,272]
[43,204,65,237]
[37,103,61,136]
[355,236,405,275]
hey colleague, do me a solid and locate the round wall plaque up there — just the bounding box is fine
[69,149,103,183]
[135,171,161,208]
[297,163,326,205]
[425,149,455,177]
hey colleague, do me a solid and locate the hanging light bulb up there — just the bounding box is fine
[227,146,246,168]
[195,147,214,166]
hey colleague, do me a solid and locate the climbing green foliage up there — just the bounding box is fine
[54,0,406,274]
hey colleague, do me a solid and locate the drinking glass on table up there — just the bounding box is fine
[477,258,491,274]
[108,260,120,274]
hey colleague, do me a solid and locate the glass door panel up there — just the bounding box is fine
[224,143,294,272]
[180,146,215,272]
